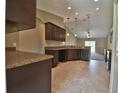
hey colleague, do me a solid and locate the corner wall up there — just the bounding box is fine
[18,19,45,54]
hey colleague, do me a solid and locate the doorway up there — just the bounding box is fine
[85,41,96,53]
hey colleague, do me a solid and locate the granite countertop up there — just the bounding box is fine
[45,47,67,50]
[45,46,84,50]
[6,50,53,70]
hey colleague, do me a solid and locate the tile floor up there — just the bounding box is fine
[52,60,110,93]
[91,53,104,61]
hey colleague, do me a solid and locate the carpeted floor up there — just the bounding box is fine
[52,60,109,93]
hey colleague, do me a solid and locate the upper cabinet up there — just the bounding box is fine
[45,22,66,41]
[6,0,36,33]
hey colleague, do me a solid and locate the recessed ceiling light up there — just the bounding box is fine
[94,0,99,2]
[96,7,100,11]
[75,12,79,15]
[67,6,72,10]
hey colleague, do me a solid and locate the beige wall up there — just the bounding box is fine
[77,38,107,54]
[107,29,113,49]
[18,19,45,54]
[37,9,65,28]
[109,2,118,93]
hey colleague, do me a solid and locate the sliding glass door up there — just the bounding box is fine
[85,41,96,53]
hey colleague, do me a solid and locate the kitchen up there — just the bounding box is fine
[5,0,117,93]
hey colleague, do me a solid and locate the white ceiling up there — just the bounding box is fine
[37,0,114,38]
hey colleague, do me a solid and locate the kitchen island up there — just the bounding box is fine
[45,46,91,67]
[6,49,53,93]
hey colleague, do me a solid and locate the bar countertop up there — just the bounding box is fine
[6,50,53,70]
[45,46,84,50]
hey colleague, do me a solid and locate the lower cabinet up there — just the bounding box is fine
[59,50,67,62]
[6,59,52,93]
[45,48,91,68]
[45,50,59,67]
[66,49,81,61]
[81,48,91,61]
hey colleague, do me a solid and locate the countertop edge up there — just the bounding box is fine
[6,51,54,70]
[6,56,53,70]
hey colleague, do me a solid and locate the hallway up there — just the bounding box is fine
[52,60,109,93]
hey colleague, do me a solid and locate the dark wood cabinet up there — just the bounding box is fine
[59,29,66,41]
[45,22,65,41]
[80,48,91,61]
[67,49,81,61]
[45,23,54,40]
[59,50,67,62]
[6,0,36,33]
[45,49,67,67]
[45,50,59,67]
[6,59,52,93]
[45,47,91,67]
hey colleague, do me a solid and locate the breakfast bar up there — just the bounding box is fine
[45,46,91,67]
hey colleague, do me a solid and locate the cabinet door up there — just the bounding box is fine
[6,0,36,31]
[51,25,55,40]
[81,49,91,61]
[58,28,62,41]
[62,29,66,41]
[46,23,54,40]
[45,22,65,41]
[6,59,52,93]
[53,26,57,40]
[58,28,65,41]
[60,29,63,41]
[67,49,81,60]
[45,50,58,67]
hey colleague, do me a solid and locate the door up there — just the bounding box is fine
[85,41,96,53]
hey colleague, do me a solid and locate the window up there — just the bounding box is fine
[85,41,96,53]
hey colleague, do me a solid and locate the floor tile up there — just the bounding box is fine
[52,60,109,93]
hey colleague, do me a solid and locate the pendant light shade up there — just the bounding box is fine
[86,14,92,38]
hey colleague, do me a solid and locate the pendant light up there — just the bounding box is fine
[86,14,91,38]
[67,0,72,10]
[66,17,70,36]
[74,18,78,37]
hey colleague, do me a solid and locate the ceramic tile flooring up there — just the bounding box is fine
[52,60,110,93]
